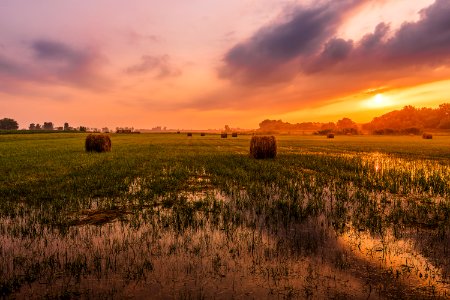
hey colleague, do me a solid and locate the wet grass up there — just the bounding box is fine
[1,133,450,298]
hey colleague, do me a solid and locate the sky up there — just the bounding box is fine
[1,0,450,129]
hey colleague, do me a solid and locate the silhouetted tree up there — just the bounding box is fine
[64,122,70,131]
[337,118,357,130]
[29,123,36,130]
[0,118,19,130]
[438,118,450,129]
[35,124,41,130]
[43,122,54,130]
[321,122,336,131]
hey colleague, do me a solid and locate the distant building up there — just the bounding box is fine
[116,129,132,133]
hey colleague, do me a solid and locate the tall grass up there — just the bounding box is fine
[1,133,450,298]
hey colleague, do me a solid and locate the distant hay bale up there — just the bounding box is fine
[250,136,277,159]
[423,133,433,139]
[177,131,180,134]
[221,133,228,138]
[200,133,206,136]
[85,134,111,152]
[232,133,238,137]
[327,133,335,139]
[187,133,192,137]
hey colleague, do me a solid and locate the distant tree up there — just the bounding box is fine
[43,122,54,130]
[64,122,70,131]
[337,118,357,130]
[79,126,87,132]
[35,123,42,130]
[321,122,336,131]
[224,125,231,132]
[438,118,450,129]
[29,123,36,130]
[0,118,19,130]
[438,103,450,118]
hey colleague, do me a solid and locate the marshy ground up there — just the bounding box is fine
[1,133,450,299]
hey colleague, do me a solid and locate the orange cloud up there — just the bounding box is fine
[212,0,450,114]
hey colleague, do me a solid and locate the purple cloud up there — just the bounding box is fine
[126,55,181,79]
[0,39,108,91]
[220,0,450,85]
[219,0,366,84]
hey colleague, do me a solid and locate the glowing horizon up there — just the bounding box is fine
[1,0,449,129]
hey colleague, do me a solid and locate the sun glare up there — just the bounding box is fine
[363,93,392,109]
[374,94,385,106]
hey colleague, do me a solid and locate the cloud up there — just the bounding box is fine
[126,55,181,79]
[305,38,354,73]
[0,39,108,91]
[220,0,450,86]
[219,0,367,84]
[31,39,107,88]
[310,0,450,74]
[382,0,450,65]
[359,23,389,51]
[122,29,161,45]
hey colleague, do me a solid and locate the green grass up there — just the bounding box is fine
[1,133,450,298]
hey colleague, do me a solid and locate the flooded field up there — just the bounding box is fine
[1,133,450,299]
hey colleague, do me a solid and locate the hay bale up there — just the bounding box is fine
[200,133,206,136]
[422,133,433,139]
[327,133,335,139]
[85,134,111,152]
[177,131,180,134]
[250,136,277,159]
[187,133,192,137]
[232,133,238,138]
[221,133,228,138]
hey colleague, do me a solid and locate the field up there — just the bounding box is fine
[1,133,450,299]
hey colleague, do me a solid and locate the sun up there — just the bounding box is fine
[373,94,385,106]
[363,93,391,108]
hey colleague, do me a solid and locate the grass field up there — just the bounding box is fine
[1,133,450,299]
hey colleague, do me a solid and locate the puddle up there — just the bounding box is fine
[1,173,450,298]
[339,228,450,295]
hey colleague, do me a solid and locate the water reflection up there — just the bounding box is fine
[2,163,450,299]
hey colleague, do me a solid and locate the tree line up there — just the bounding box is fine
[258,117,358,135]
[0,118,93,132]
[258,103,450,135]
[362,103,450,134]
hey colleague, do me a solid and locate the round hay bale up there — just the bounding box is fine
[221,133,228,138]
[422,133,432,139]
[232,133,238,138]
[187,133,193,137]
[177,131,180,134]
[327,133,335,139]
[85,134,111,152]
[200,133,206,136]
[250,136,277,159]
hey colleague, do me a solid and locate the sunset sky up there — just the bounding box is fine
[1,0,450,129]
